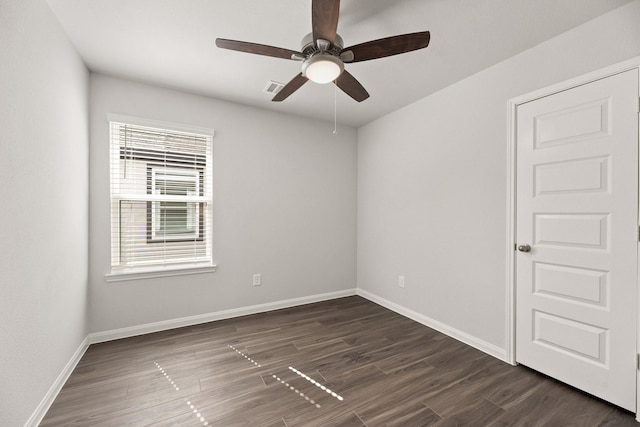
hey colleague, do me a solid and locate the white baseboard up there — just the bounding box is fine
[356,289,507,361]
[25,336,90,427]
[89,289,357,344]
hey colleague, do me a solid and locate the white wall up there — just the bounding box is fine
[0,0,89,425]
[89,74,357,333]
[357,0,640,354]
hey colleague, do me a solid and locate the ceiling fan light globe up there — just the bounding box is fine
[302,54,344,84]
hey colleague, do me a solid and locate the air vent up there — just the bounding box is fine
[263,80,284,94]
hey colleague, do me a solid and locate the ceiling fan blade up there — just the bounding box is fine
[312,0,340,45]
[216,38,302,60]
[272,73,309,102]
[334,70,369,102]
[341,31,430,63]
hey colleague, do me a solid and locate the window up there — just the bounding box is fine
[109,117,213,275]
[149,167,202,242]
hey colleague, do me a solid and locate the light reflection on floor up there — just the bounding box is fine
[154,361,210,426]
[153,343,348,423]
[288,366,344,401]
[225,344,329,409]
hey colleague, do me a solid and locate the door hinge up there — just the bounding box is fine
[637,354,640,370]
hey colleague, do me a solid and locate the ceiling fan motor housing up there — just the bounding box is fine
[300,32,344,55]
[299,33,346,83]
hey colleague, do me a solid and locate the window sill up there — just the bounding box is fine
[105,264,217,283]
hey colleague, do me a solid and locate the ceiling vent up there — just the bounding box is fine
[263,80,284,94]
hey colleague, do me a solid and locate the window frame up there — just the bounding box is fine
[106,114,216,281]
[147,166,204,243]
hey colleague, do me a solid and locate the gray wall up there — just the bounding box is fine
[357,0,640,354]
[0,0,89,425]
[88,74,358,333]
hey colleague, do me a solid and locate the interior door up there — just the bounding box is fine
[515,69,639,411]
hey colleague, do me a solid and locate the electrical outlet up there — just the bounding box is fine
[253,274,262,287]
[398,275,405,288]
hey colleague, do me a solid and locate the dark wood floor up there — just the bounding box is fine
[41,296,636,426]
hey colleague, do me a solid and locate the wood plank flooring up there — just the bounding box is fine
[41,296,637,426]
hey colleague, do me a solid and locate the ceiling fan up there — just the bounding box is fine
[215,0,430,102]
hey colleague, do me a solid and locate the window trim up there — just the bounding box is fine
[105,264,217,283]
[107,114,215,278]
[107,114,216,139]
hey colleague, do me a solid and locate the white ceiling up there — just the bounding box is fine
[47,0,632,127]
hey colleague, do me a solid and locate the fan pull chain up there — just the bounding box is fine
[333,81,338,134]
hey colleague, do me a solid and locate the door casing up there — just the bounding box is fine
[506,55,640,418]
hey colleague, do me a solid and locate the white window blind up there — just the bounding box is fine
[109,119,213,273]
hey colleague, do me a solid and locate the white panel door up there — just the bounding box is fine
[516,69,639,411]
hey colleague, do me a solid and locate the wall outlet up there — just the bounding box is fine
[398,275,405,288]
[253,274,262,287]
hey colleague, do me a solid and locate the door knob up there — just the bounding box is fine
[518,244,531,252]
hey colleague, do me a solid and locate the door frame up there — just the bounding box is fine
[506,56,640,417]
